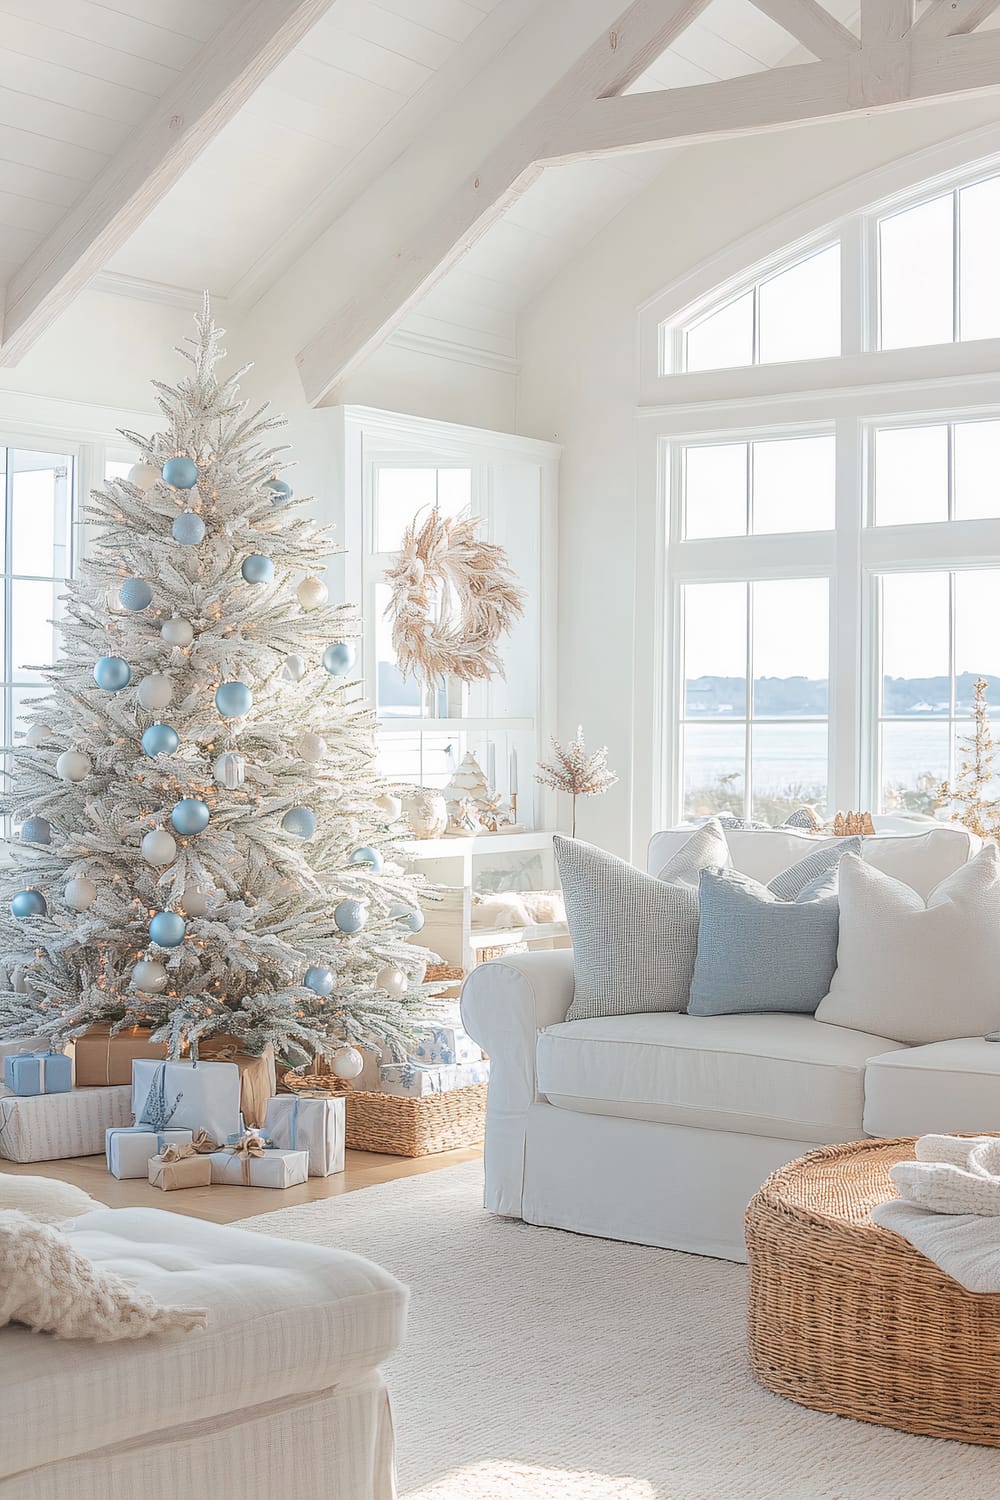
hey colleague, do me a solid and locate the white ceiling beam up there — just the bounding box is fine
[0,0,337,367]
[296,0,713,405]
[747,0,860,59]
[909,0,1000,36]
[545,29,1000,158]
[861,0,912,42]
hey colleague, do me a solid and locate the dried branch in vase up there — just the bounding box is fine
[938,677,1000,839]
[535,726,618,837]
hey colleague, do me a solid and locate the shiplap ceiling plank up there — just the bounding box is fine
[0,14,179,95]
[748,0,859,56]
[0,0,339,364]
[296,0,715,403]
[910,0,1000,34]
[324,0,459,68]
[304,17,434,91]
[0,122,107,181]
[372,0,494,43]
[0,0,213,69]
[0,160,82,209]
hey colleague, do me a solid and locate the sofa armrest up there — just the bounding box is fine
[460,949,575,1216]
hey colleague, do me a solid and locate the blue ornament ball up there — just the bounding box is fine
[171,798,210,836]
[162,456,199,490]
[282,806,317,839]
[119,577,153,612]
[322,642,356,676]
[348,846,383,873]
[172,511,206,545]
[215,680,253,718]
[390,902,424,934]
[20,817,51,845]
[12,889,46,919]
[241,554,275,585]
[141,723,179,758]
[265,477,293,505]
[304,965,335,996]
[405,908,425,934]
[149,910,186,947]
[94,656,131,691]
[334,899,366,934]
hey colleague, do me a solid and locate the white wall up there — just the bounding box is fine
[514,98,1000,857]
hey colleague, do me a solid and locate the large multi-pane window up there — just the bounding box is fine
[650,158,1000,828]
[1,447,74,754]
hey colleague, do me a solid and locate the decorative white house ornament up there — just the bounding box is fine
[213,751,246,789]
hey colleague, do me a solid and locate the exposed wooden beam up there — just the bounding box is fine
[296,0,712,405]
[861,0,912,42]
[909,0,1000,36]
[545,29,1000,158]
[748,0,860,59]
[0,0,337,366]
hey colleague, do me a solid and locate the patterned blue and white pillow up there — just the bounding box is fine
[767,837,862,902]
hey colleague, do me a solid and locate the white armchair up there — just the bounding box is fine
[461,950,574,1216]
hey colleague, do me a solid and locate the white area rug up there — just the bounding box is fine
[237,1161,1000,1499]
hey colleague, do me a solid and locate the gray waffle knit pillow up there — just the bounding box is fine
[556,820,731,1021]
[766,836,862,901]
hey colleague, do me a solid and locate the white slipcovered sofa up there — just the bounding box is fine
[0,1207,406,1500]
[461,822,1000,1262]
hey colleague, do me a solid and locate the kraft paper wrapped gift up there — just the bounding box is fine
[194,1035,276,1129]
[208,1138,308,1189]
[408,1019,483,1067]
[105,1125,194,1179]
[74,1024,168,1087]
[0,1084,131,1162]
[3,1049,72,1096]
[148,1146,213,1191]
[264,1094,345,1177]
[379,1058,490,1098]
[132,1058,242,1143]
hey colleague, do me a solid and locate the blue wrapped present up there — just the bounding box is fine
[379,1058,490,1098]
[106,1125,194,1179]
[3,1049,71,1096]
[408,1020,482,1068]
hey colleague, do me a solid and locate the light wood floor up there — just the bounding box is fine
[0,1145,483,1223]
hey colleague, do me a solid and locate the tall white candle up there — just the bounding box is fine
[487,742,496,790]
[509,746,518,794]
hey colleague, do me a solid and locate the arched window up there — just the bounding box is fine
[636,153,1000,833]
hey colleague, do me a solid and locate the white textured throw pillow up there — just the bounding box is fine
[0,1211,207,1342]
[0,1175,107,1225]
[815,845,1000,1044]
[557,820,731,1021]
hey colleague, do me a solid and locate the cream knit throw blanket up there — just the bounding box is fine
[0,1211,207,1341]
[872,1135,1000,1293]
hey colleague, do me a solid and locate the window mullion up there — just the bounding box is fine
[745,582,754,820]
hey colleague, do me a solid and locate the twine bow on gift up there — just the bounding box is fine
[227,1131,266,1186]
[158,1131,220,1164]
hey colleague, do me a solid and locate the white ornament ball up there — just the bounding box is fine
[281,654,306,683]
[180,885,211,918]
[138,673,174,711]
[56,750,92,783]
[213,751,246,789]
[331,1046,365,1080]
[26,723,53,747]
[161,617,194,649]
[295,732,327,764]
[127,462,159,491]
[64,877,97,912]
[375,965,408,1000]
[141,828,177,867]
[132,959,168,994]
[296,576,328,610]
[375,793,402,822]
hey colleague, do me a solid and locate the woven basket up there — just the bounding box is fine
[746,1137,1000,1447]
[345,1082,487,1157]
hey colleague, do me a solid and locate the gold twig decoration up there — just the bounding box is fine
[384,509,525,688]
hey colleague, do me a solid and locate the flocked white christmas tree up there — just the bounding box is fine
[0,300,440,1066]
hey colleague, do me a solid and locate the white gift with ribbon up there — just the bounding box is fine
[264,1094,345,1177]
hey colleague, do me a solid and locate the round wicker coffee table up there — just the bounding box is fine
[746,1137,1000,1447]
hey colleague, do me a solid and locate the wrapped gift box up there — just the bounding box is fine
[408,1020,483,1068]
[0,1084,131,1162]
[148,1151,212,1191]
[208,1145,308,1189]
[74,1025,168,1087]
[0,1036,60,1062]
[379,1058,490,1098]
[195,1036,276,1129]
[132,1059,241,1143]
[3,1049,72,1096]
[264,1094,345,1177]
[106,1126,194,1179]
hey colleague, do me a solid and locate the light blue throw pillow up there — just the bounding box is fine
[687,866,842,1017]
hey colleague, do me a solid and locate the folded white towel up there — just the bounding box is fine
[890,1136,1000,1217]
[871,1199,1000,1294]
